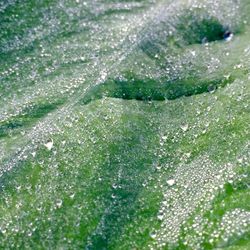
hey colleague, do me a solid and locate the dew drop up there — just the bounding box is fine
[224,31,234,42]
[31,152,36,157]
[55,199,63,209]
[167,179,175,186]
[180,124,189,132]
[44,139,53,150]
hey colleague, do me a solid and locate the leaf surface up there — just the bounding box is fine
[0,0,250,249]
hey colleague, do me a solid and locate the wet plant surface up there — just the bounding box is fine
[0,0,250,249]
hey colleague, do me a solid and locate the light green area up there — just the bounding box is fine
[0,0,250,249]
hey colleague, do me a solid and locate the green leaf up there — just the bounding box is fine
[0,0,250,249]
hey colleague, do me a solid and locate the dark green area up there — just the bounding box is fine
[82,73,234,104]
[0,100,65,138]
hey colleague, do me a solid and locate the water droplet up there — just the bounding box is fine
[190,50,196,56]
[158,214,164,221]
[150,231,157,239]
[162,135,168,141]
[224,31,234,42]
[69,193,75,199]
[180,124,189,132]
[31,152,36,157]
[167,179,175,186]
[55,199,63,209]
[44,139,53,150]
[237,158,243,164]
